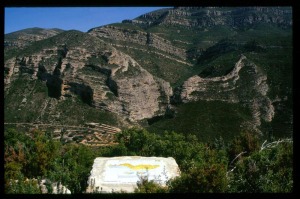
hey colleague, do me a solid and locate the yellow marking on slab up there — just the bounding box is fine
[120,163,160,170]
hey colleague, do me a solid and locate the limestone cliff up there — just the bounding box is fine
[4,7,292,138]
[88,26,186,60]
[134,7,292,29]
[4,30,173,123]
[179,55,275,132]
[88,48,173,121]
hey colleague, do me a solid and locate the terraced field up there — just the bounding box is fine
[4,122,121,146]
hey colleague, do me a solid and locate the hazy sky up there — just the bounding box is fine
[4,7,171,34]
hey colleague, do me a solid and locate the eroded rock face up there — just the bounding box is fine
[5,28,64,49]
[4,37,173,123]
[181,55,246,102]
[135,7,292,29]
[86,156,181,193]
[179,55,274,132]
[95,48,173,121]
[88,26,186,60]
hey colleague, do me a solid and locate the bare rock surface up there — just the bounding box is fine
[88,26,187,60]
[4,33,173,123]
[179,54,274,132]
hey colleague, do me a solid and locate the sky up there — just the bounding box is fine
[4,7,171,34]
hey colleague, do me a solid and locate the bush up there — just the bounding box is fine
[227,139,293,192]
[135,174,168,193]
[168,163,228,193]
[228,130,261,162]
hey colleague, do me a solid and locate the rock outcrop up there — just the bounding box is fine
[4,31,173,123]
[4,7,292,137]
[88,26,187,60]
[178,55,274,132]
[5,28,64,49]
[89,48,173,121]
[134,7,292,29]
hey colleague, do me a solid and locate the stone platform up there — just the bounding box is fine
[86,156,180,193]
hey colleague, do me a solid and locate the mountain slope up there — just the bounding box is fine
[4,7,293,143]
[5,27,65,49]
[4,30,172,129]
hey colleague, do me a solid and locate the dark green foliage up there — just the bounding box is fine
[4,7,292,194]
[168,163,228,193]
[134,175,168,193]
[4,127,293,193]
[5,173,41,194]
[228,130,261,162]
[48,143,95,193]
[112,128,229,174]
[4,128,97,194]
[228,140,293,192]
[113,128,229,193]
[4,77,47,123]
[244,47,292,138]
[87,55,108,66]
[243,40,265,52]
[198,38,239,64]
[147,101,252,143]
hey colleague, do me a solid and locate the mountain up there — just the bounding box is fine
[4,7,293,144]
[4,27,65,49]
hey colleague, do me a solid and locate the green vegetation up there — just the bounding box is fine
[54,97,119,126]
[4,128,292,193]
[107,23,145,31]
[87,55,108,66]
[4,75,120,126]
[147,100,252,143]
[5,7,293,194]
[5,30,110,62]
[5,77,48,123]
[243,46,292,138]
[4,128,95,194]
[227,139,293,192]
[99,36,192,86]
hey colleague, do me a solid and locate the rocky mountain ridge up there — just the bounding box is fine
[179,54,275,132]
[132,7,292,29]
[4,7,293,142]
[88,26,187,60]
[5,27,64,49]
[4,30,173,124]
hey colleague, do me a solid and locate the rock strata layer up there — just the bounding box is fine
[4,32,173,122]
[179,55,274,132]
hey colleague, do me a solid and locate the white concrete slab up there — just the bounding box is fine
[86,156,180,193]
